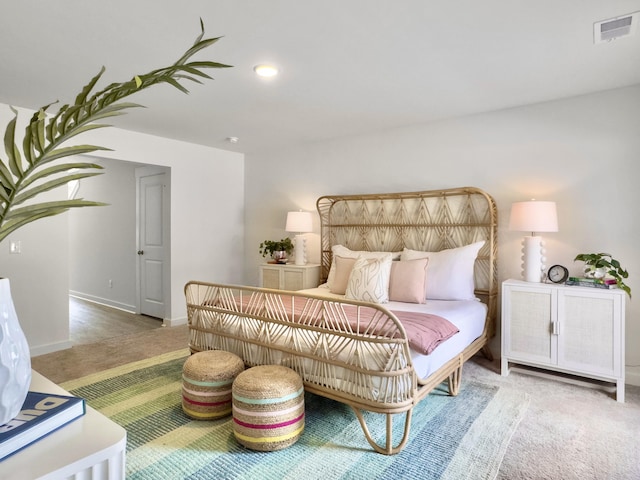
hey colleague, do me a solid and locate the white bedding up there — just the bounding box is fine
[300,285,487,380]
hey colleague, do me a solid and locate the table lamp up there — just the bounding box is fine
[285,211,313,265]
[509,200,558,282]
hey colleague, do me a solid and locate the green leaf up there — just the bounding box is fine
[74,67,106,107]
[163,77,190,94]
[46,105,66,143]
[0,160,15,190]
[178,65,213,80]
[20,162,103,190]
[4,108,22,177]
[186,61,233,69]
[4,199,108,221]
[176,36,223,66]
[39,145,112,164]
[13,171,103,206]
[0,210,65,243]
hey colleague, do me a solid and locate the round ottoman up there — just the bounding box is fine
[232,365,305,451]
[182,350,245,420]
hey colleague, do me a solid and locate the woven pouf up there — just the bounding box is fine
[232,365,305,451]
[182,350,245,420]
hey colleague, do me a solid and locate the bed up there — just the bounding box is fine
[185,186,498,454]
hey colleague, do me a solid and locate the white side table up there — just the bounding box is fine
[501,279,626,402]
[2,371,127,480]
[259,263,321,291]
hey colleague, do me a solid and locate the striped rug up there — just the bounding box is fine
[61,349,529,480]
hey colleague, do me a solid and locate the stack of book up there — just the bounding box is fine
[0,391,85,461]
[565,276,618,289]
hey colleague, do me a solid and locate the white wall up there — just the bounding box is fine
[0,103,245,355]
[79,128,246,326]
[69,158,139,311]
[244,85,640,386]
[0,201,71,353]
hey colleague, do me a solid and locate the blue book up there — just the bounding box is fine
[0,391,86,461]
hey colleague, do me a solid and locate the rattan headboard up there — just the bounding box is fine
[316,186,498,336]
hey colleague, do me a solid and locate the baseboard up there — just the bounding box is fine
[163,316,187,327]
[30,340,73,357]
[69,291,136,313]
[626,367,640,387]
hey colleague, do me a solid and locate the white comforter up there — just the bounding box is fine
[300,286,487,379]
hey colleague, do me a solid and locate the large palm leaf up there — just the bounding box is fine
[0,20,231,243]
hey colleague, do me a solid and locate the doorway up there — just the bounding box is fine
[68,158,171,331]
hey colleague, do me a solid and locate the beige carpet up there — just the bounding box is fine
[33,326,640,479]
[468,356,640,480]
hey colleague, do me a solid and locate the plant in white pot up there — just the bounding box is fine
[259,238,294,264]
[574,252,631,298]
[0,21,230,426]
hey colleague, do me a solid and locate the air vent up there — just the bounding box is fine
[594,12,639,44]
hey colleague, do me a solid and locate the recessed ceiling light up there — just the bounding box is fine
[253,64,279,77]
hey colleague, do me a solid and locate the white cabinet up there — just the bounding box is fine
[3,371,126,479]
[501,279,625,402]
[259,263,321,291]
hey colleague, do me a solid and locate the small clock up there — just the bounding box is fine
[548,264,569,283]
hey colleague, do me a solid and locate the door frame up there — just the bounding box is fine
[135,165,171,321]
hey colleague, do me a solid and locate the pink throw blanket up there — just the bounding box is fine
[212,293,460,356]
[390,310,459,355]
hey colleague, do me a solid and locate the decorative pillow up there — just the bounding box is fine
[326,245,394,291]
[388,258,429,304]
[401,241,484,301]
[330,256,357,295]
[345,256,392,303]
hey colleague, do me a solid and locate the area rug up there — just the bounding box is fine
[61,349,529,480]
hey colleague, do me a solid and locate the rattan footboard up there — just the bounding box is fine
[185,281,489,454]
[185,283,416,406]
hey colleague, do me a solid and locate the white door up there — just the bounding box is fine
[136,166,170,319]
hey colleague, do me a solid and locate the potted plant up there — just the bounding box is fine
[0,21,230,426]
[259,238,294,264]
[574,253,631,298]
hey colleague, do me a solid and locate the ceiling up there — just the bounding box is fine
[1,1,640,155]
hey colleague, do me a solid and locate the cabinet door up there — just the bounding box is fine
[558,290,621,377]
[261,267,282,289]
[282,268,305,291]
[503,286,556,365]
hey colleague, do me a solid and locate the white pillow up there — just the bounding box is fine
[345,256,392,304]
[388,258,429,304]
[326,245,394,291]
[401,241,484,301]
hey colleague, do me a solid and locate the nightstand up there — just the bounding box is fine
[3,371,126,479]
[501,279,626,402]
[259,263,321,291]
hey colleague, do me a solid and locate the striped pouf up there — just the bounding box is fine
[232,365,305,451]
[182,350,244,420]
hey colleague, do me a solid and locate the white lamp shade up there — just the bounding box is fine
[285,211,313,233]
[508,201,558,234]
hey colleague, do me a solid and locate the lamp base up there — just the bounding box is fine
[293,234,307,265]
[521,236,545,283]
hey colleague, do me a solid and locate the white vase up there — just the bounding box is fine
[0,278,31,425]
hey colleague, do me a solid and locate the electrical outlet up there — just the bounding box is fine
[9,241,21,254]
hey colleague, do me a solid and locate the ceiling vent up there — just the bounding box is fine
[594,11,639,43]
